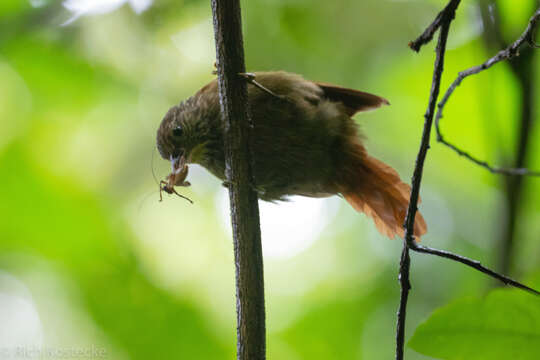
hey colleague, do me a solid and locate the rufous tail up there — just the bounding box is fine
[343,152,427,240]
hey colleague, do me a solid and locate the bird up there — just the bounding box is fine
[156,71,427,239]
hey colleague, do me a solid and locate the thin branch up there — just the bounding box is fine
[434,137,540,176]
[408,0,461,52]
[434,8,540,177]
[409,242,540,295]
[396,240,411,360]
[396,4,459,359]
[210,1,266,359]
[398,2,540,359]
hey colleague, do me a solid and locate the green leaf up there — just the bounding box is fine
[409,289,540,360]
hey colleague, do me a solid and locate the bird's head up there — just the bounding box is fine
[156,97,221,168]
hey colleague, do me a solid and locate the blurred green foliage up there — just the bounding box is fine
[0,0,539,359]
[410,286,540,359]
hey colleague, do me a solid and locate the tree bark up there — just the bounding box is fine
[210,1,266,359]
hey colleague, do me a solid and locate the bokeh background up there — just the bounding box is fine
[1,0,539,359]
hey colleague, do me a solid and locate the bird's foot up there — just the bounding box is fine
[237,72,290,102]
[222,180,265,196]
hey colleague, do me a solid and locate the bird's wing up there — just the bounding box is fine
[315,82,390,116]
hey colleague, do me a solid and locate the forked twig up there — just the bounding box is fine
[397,6,457,359]
[396,2,540,360]
[408,0,461,52]
[435,8,540,176]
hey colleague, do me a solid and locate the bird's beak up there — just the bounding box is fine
[170,155,177,172]
[170,153,186,173]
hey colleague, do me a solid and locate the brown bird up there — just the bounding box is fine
[156,71,427,239]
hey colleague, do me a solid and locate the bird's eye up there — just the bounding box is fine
[172,126,183,137]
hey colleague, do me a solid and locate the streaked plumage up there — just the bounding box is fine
[157,71,426,239]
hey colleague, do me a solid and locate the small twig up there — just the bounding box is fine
[397,5,458,360]
[435,137,540,176]
[435,8,540,177]
[409,242,539,295]
[408,0,461,52]
[397,3,540,360]
[396,241,411,360]
[397,4,540,359]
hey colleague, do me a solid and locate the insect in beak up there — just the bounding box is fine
[159,153,193,203]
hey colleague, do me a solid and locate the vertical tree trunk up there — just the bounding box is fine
[210,1,266,359]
